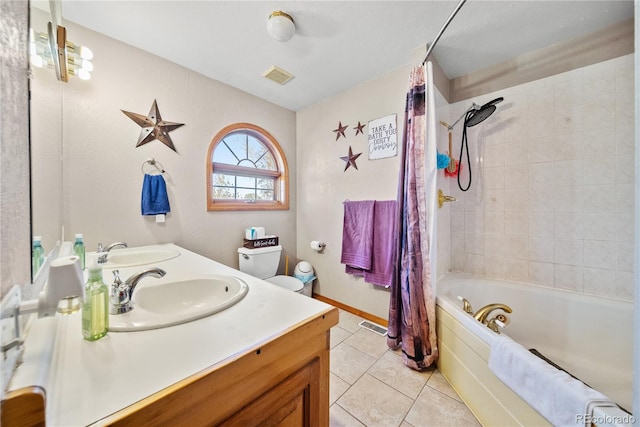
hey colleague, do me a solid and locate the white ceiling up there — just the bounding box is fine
[48,1,634,111]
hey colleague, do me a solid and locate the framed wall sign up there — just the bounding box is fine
[368,114,397,160]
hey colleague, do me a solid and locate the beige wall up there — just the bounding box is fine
[296,66,449,319]
[30,10,297,269]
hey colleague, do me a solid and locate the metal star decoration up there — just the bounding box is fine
[121,100,184,152]
[340,146,362,172]
[354,121,366,136]
[333,121,348,141]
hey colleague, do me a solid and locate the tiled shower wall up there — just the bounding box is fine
[448,54,635,301]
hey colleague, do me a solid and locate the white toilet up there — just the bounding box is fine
[237,245,306,295]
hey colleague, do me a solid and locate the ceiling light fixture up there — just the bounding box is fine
[267,11,295,42]
[29,23,94,81]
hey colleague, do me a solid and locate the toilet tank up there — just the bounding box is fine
[237,245,282,279]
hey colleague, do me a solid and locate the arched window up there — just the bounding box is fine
[207,123,289,211]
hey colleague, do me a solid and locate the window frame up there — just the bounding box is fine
[206,123,289,211]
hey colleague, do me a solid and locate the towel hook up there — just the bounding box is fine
[141,157,166,174]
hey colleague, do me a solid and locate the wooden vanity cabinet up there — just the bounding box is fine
[101,308,338,426]
[1,308,338,427]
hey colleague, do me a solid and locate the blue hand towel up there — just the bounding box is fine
[141,174,170,215]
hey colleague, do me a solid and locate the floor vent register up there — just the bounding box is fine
[359,320,388,336]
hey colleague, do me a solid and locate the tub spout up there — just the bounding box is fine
[473,303,512,324]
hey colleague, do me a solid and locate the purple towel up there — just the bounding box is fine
[363,200,397,287]
[341,201,375,269]
[341,200,397,288]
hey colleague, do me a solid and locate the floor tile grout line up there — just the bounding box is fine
[330,308,479,426]
[330,331,376,387]
[426,383,464,404]
[365,362,436,402]
[335,401,368,427]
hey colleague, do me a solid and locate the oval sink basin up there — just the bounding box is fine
[102,246,180,268]
[109,275,249,331]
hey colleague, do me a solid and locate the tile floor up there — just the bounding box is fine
[330,310,480,427]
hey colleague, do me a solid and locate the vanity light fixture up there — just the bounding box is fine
[267,11,295,42]
[30,23,94,81]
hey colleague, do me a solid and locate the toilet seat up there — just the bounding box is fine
[265,275,304,293]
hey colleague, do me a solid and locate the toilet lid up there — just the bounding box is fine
[265,275,304,292]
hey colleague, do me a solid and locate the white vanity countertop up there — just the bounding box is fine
[9,244,335,426]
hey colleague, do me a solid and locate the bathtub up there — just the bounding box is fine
[436,273,633,426]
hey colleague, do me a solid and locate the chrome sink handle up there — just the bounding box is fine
[110,268,166,314]
[97,242,128,264]
[110,270,129,314]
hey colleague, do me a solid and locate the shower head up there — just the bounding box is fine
[466,105,496,127]
[466,97,503,127]
[457,96,504,192]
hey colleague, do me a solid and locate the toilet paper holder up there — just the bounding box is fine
[310,241,326,251]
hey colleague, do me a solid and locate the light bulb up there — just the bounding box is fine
[80,46,93,60]
[81,59,93,72]
[30,55,44,68]
[267,11,295,42]
[78,69,91,80]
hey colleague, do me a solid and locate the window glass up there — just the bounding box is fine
[207,123,288,211]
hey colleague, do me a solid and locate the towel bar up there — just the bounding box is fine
[141,157,166,174]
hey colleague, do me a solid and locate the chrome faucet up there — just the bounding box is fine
[473,303,512,324]
[97,242,128,264]
[110,268,166,314]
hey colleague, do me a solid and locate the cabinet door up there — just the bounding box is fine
[220,359,320,427]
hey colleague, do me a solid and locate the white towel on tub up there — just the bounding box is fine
[488,335,614,427]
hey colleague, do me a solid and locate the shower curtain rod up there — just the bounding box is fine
[422,0,468,65]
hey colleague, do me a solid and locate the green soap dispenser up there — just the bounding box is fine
[82,254,109,341]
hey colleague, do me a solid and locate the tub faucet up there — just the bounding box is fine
[473,303,512,324]
[487,313,510,333]
[110,268,166,314]
[457,296,473,314]
[97,242,128,264]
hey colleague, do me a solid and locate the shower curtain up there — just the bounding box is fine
[387,64,438,370]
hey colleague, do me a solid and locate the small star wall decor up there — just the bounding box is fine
[354,121,366,136]
[340,146,362,172]
[122,100,184,152]
[333,121,348,141]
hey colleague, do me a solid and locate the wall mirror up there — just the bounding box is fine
[30,2,65,264]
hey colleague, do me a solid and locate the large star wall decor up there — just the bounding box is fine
[333,121,348,141]
[121,100,184,152]
[340,146,362,172]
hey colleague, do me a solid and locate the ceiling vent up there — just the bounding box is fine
[262,65,294,85]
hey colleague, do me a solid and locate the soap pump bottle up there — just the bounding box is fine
[73,233,86,270]
[32,236,44,277]
[82,254,109,341]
